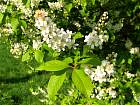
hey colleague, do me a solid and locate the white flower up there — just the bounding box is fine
[96,88,106,100]
[48,1,63,10]
[105,63,114,76]
[10,0,32,17]
[34,10,75,52]
[10,42,28,58]
[0,4,7,13]
[107,87,117,98]
[130,47,139,54]
[125,71,135,78]
[33,40,42,49]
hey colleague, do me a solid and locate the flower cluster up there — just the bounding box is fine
[31,0,43,8]
[30,87,49,103]
[84,12,109,49]
[85,52,117,83]
[48,1,63,10]
[91,86,117,100]
[32,39,43,50]
[9,0,32,17]
[130,47,139,55]
[125,71,135,78]
[10,42,28,58]
[1,23,13,35]
[84,52,117,99]
[0,4,7,13]
[34,10,75,52]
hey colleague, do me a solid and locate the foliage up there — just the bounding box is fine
[0,0,140,104]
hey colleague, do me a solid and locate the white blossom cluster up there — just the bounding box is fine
[0,4,7,13]
[48,1,63,10]
[130,47,139,55]
[2,23,13,34]
[91,86,117,100]
[32,39,43,50]
[9,0,32,17]
[30,87,49,103]
[84,12,109,49]
[34,10,75,52]
[85,52,117,83]
[10,42,28,58]
[84,52,117,99]
[31,0,43,8]
[125,71,135,78]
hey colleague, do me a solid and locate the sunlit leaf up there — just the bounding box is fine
[22,51,30,62]
[34,50,44,63]
[48,72,66,100]
[0,13,4,24]
[72,69,94,97]
[36,60,69,71]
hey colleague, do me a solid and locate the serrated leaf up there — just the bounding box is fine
[48,72,66,100]
[0,13,4,24]
[11,18,19,32]
[73,32,83,40]
[22,51,30,62]
[72,69,94,97]
[36,60,69,71]
[34,50,44,63]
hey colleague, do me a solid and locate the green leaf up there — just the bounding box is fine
[72,69,94,97]
[82,45,90,57]
[128,58,132,65]
[0,13,4,24]
[36,60,69,71]
[22,51,30,62]
[48,72,66,100]
[73,32,83,40]
[11,18,19,32]
[65,3,72,12]
[81,0,87,8]
[63,57,73,64]
[79,55,101,66]
[91,0,95,5]
[34,50,44,63]
[20,20,27,29]
[26,0,31,8]
[132,82,140,103]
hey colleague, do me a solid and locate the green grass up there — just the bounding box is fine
[0,40,49,105]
